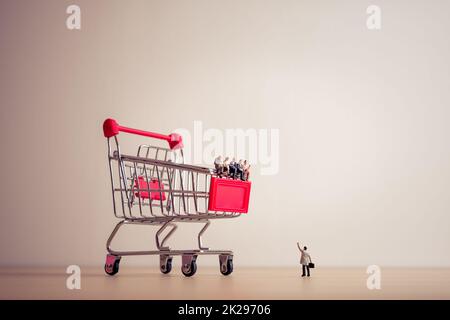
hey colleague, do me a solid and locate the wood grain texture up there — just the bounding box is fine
[1,267,449,299]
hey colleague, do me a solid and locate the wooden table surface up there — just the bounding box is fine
[1,267,449,299]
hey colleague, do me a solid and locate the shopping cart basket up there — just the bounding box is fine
[102,118,252,277]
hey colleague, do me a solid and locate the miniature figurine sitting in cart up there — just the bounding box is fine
[213,156,251,181]
[214,155,224,177]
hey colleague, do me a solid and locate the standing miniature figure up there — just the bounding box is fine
[228,158,237,179]
[214,155,223,177]
[297,242,313,277]
[222,157,230,177]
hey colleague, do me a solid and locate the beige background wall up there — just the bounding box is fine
[1,0,449,267]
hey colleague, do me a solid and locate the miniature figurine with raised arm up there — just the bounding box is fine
[297,242,312,277]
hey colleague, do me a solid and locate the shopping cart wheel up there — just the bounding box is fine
[104,254,121,276]
[219,255,233,276]
[160,255,173,274]
[181,255,197,277]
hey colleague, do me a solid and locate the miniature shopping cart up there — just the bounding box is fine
[102,119,251,277]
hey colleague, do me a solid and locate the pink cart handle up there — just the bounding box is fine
[103,118,183,150]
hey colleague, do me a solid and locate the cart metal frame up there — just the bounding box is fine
[103,119,243,277]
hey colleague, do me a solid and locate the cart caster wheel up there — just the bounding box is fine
[181,255,197,277]
[219,255,233,276]
[160,255,173,274]
[105,254,121,276]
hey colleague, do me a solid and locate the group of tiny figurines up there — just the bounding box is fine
[213,156,251,181]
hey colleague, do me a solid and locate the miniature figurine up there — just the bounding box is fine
[243,160,251,181]
[228,158,237,179]
[236,159,244,180]
[222,157,230,177]
[214,155,223,177]
[297,242,313,277]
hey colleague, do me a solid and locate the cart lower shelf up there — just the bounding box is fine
[105,219,235,277]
